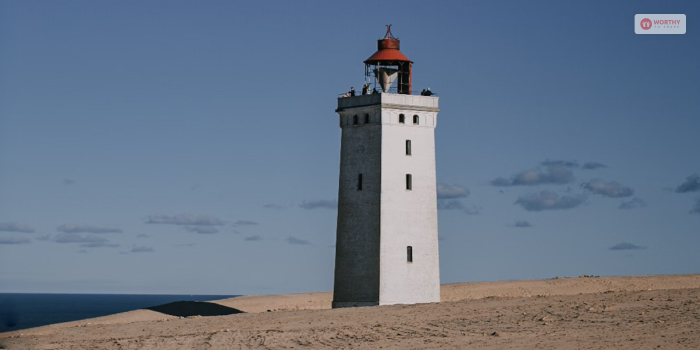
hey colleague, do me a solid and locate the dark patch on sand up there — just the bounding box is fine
[147,301,243,317]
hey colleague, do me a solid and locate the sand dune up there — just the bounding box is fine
[212,274,700,313]
[1,274,698,349]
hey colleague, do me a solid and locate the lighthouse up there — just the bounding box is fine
[332,26,440,308]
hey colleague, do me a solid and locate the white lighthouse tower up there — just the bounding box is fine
[332,26,440,308]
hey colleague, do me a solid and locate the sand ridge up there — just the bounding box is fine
[211,274,700,313]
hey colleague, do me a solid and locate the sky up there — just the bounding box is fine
[1,0,699,295]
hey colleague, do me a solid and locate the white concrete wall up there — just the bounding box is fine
[379,108,440,305]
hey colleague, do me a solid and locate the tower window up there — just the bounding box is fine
[399,114,405,124]
[407,246,413,263]
[405,140,411,155]
[364,114,370,124]
[413,115,419,125]
[353,115,358,125]
[406,174,412,190]
[357,174,362,191]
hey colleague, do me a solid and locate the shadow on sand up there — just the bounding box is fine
[147,301,244,317]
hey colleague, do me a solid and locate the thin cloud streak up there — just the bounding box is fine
[57,224,122,234]
[582,179,634,198]
[609,242,646,251]
[582,162,607,170]
[233,220,258,226]
[146,214,224,226]
[540,159,579,168]
[515,190,586,211]
[0,236,32,245]
[492,166,574,187]
[437,200,481,215]
[436,183,470,199]
[437,199,465,210]
[131,246,155,253]
[185,226,219,234]
[619,197,646,210]
[286,236,311,245]
[513,220,533,228]
[81,242,119,248]
[300,200,337,210]
[0,222,35,233]
[52,233,119,247]
[53,233,109,244]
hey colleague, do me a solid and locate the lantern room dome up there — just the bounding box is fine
[364,25,412,64]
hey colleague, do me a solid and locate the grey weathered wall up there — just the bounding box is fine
[333,107,382,307]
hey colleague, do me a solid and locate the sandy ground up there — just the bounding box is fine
[1,274,698,349]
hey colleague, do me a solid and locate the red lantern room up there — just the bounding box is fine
[364,25,412,95]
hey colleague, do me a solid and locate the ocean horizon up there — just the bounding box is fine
[0,293,239,333]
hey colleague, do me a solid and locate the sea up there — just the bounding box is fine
[0,293,238,333]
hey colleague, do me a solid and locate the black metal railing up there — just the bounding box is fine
[337,89,437,98]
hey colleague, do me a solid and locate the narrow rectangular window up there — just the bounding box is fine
[406,140,411,155]
[413,115,419,125]
[407,246,413,263]
[399,114,405,124]
[364,114,369,124]
[406,174,412,190]
[357,173,362,191]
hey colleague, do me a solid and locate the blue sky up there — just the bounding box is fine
[1,0,698,295]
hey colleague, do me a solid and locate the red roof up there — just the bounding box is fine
[364,49,412,64]
[364,25,412,64]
